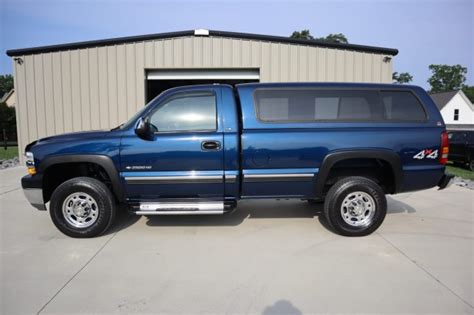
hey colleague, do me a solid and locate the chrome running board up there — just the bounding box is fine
[134,201,224,215]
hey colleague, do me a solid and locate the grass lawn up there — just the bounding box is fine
[0,146,18,160]
[446,163,474,180]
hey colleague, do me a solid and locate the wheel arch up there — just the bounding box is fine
[39,155,124,203]
[315,149,403,197]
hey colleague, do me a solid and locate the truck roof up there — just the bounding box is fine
[161,82,424,94]
[235,82,422,90]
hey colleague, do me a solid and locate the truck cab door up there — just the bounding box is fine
[120,88,225,201]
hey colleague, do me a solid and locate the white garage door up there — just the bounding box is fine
[147,69,260,80]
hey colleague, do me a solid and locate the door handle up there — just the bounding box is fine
[201,141,221,151]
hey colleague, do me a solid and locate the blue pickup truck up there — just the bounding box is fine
[22,83,453,238]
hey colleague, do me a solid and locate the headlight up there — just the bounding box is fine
[25,152,36,175]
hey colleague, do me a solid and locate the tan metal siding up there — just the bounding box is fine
[88,48,100,130]
[135,42,145,112]
[13,35,393,161]
[106,46,118,127]
[97,47,109,129]
[317,48,327,81]
[24,56,37,140]
[13,60,26,156]
[60,51,73,133]
[51,52,64,134]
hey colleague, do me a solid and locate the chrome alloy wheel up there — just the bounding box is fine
[62,192,99,228]
[340,191,376,227]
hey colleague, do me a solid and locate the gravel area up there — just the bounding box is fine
[0,157,19,170]
[452,176,474,190]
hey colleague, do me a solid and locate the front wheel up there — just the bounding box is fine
[50,177,116,238]
[323,176,387,236]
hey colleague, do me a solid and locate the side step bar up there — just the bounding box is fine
[133,201,225,215]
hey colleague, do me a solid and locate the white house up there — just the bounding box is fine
[0,89,15,107]
[430,90,474,130]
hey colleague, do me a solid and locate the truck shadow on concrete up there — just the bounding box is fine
[109,196,417,234]
[386,196,417,214]
[143,199,324,228]
[262,300,302,315]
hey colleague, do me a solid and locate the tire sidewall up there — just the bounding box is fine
[50,178,115,238]
[325,178,387,236]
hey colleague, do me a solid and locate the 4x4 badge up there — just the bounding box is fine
[413,149,438,160]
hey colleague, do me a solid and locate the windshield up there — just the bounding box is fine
[114,91,166,130]
[116,104,150,130]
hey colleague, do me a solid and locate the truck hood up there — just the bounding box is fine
[25,130,110,151]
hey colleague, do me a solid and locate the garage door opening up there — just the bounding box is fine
[146,69,259,102]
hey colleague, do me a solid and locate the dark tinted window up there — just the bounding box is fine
[450,131,474,143]
[380,91,426,121]
[468,131,474,142]
[255,89,383,122]
[150,92,216,132]
[448,132,464,142]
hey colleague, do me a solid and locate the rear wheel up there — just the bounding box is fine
[323,176,387,236]
[50,177,116,238]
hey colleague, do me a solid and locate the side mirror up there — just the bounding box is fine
[135,117,154,140]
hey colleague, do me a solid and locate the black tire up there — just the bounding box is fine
[323,176,387,237]
[49,177,116,238]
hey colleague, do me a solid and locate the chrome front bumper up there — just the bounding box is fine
[22,173,46,210]
[23,188,46,210]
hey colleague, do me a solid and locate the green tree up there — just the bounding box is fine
[0,102,16,143]
[427,64,467,92]
[462,86,474,103]
[290,30,349,43]
[290,29,314,40]
[321,33,348,44]
[0,74,14,98]
[392,72,413,84]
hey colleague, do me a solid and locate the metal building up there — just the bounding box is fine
[7,29,398,158]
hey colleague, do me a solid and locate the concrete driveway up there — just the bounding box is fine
[1,166,473,314]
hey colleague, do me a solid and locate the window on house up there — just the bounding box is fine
[454,109,459,121]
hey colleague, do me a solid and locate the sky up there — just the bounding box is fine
[0,0,473,89]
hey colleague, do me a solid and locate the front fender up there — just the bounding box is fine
[38,155,125,202]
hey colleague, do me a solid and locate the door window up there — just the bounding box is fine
[150,92,217,132]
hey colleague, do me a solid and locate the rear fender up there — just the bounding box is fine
[315,150,403,197]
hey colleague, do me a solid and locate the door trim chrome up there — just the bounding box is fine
[125,175,222,185]
[243,173,314,182]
